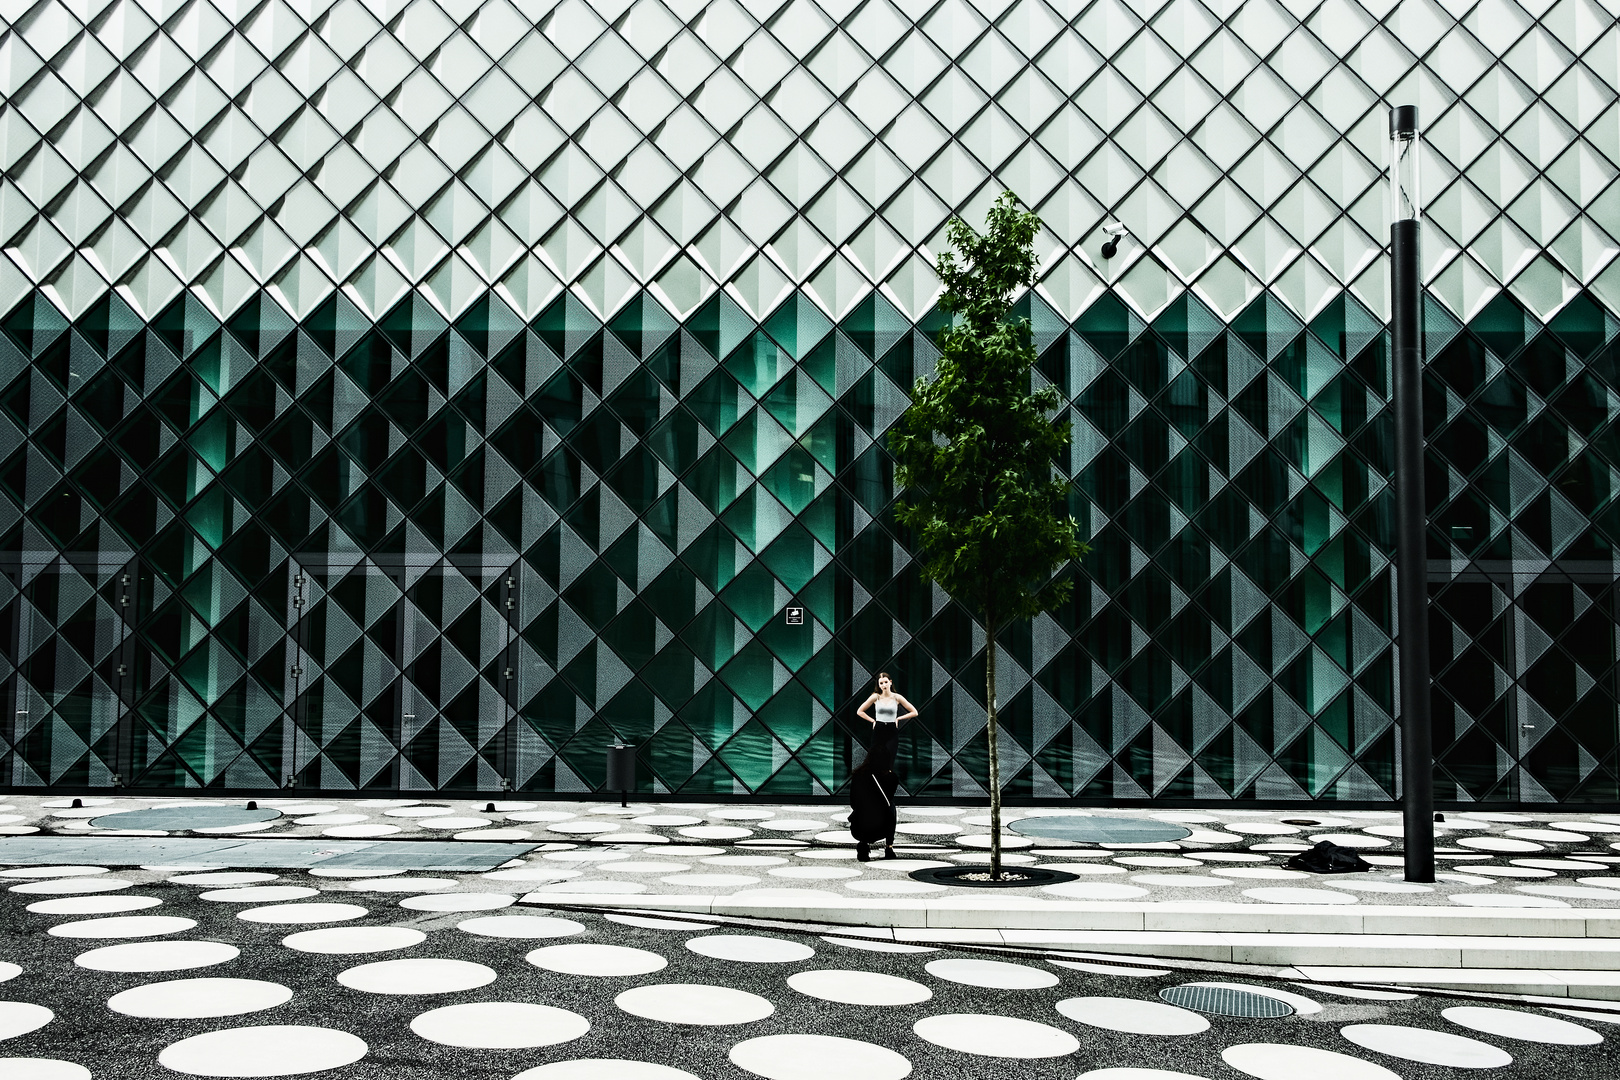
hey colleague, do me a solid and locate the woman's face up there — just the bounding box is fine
[878,676,892,694]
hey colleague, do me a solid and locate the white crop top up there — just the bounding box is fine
[875,698,898,723]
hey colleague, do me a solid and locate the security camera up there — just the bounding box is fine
[1100,222,1129,259]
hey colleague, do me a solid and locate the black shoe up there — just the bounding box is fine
[856,844,871,862]
[883,846,897,860]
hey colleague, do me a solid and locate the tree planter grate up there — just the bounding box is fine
[1159,985,1295,1018]
[909,866,1079,889]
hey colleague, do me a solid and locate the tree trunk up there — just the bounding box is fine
[986,621,1001,880]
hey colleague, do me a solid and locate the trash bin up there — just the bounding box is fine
[606,743,636,806]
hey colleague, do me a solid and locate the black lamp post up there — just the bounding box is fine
[1390,105,1435,883]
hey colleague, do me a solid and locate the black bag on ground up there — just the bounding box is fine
[1285,840,1373,874]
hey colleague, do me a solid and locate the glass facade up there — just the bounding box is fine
[1,0,1618,801]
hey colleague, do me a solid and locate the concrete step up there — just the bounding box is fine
[525,893,1620,973]
[524,891,1620,939]
[1294,967,1620,1001]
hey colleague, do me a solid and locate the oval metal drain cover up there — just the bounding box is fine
[1159,985,1295,1018]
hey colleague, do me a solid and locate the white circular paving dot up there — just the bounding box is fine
[0,1059,90,1080]
[1243,887,1358,904]
[1458,836,1544,852]
[677,825,753,840]
[924,958,1059,989]
[108,978,293,1019]
[0,866,108,878]
[344,878,456,892]
[322,825,400,838]
[10,878,131,894]
[48,915,195,939]
[199,887,318,904]
[415,817,492,830]
[912,1014,1079,1058]
[383,806,455,817]
[1114,856,1203,867]
[459,915,585,939]
[1339,1024,1512,1067]
[1442,1006,1602,1044]
[730,1033,913,1080]
[703,856,789,867]
[282,926,425,954]
[1518,885,1620,900]
[786,969,932,1006]
[633,815,702,826]
[398,892,515,912]
[1506,829,1591,843]
[1329,879,1434,893]
[481,868,582,882]
[614,983,775,1025]
[336,958,497,995]
[513,1062,700,1079]
[1222,1043,1398,1080]
[1209,868,1307,880]
[1308,833,1389,848]
[549,821,622,834]
[239,903,368,925]
[76,941,238,972]
[845,880,946,894]
[757,819,828,831]
[603,862,692,874]
[661,873,759,887]
[1223,822,1300,834]
[534,880,647,894]
[1449,893,1569,907]
[409,1002,589,1048]
[0,1002,53,1040]
[157,1025,367,1076]
[168,873,279,886]
[526,944,668,977]
[1056,996,1209,1035]
[294,815,367,826]
[27,895,162,915]
[770,866,862,880]
[1075,1071,1209,1080]
[710,808,776,820]
[1041,882,1149,899]
[685,935,815,964]
[1131,875,1232,888]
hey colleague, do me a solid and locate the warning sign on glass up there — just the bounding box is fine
[785,607,805,625]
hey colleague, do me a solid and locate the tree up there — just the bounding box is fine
[889,191,1086,880]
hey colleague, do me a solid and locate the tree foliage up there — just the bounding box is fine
[889,192,1085,633]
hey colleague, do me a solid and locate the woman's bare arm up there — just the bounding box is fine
[855,693,880,724]
[893,694,919,723]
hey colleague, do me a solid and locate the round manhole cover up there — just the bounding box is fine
[1007,817,1192,844]
[90,806,282,831]
[1159,985,1295,1018]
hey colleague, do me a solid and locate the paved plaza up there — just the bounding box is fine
[4,796,1620,1077]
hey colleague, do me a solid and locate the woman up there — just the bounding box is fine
[856,672,917,766]
[847,744,898,861]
